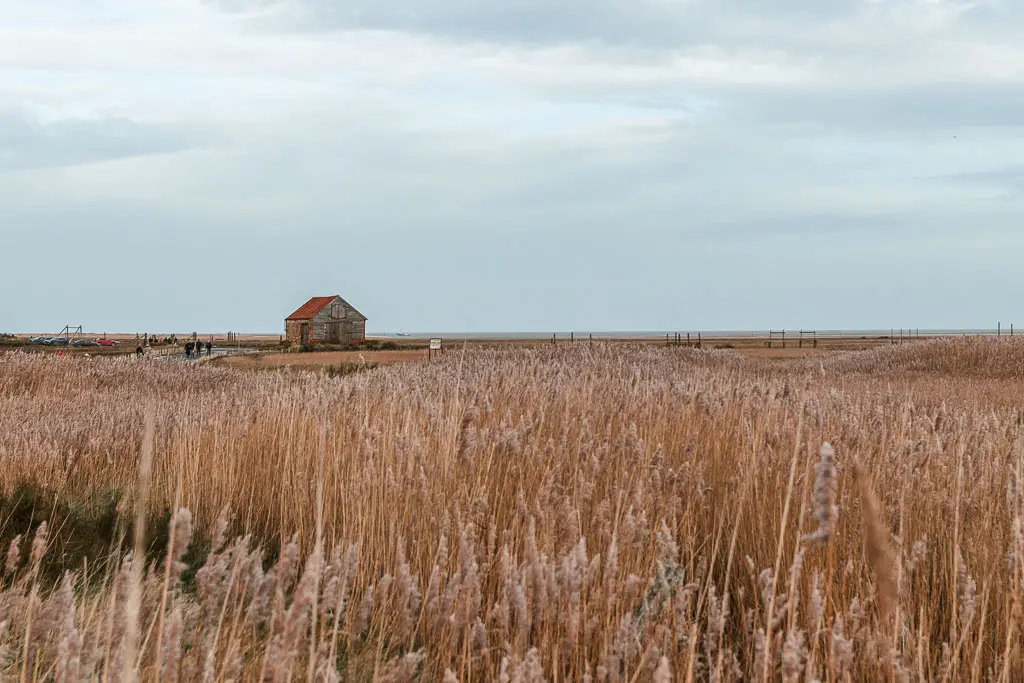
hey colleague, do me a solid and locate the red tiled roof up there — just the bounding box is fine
[285,296,338,321]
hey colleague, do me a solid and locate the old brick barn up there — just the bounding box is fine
[285,295,367,346]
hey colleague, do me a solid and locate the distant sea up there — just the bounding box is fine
[369,329,1016,340]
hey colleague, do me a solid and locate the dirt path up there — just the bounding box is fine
[219,349,429,369]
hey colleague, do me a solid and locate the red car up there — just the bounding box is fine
[95,338,120,347]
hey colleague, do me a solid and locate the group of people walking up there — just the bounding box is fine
[130,340,211,359]
[186,340,213,359]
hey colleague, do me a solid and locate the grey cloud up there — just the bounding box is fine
[214,0,869,48]
[705,82,1024,131]
[225,0,714,46]
[140,107,1010,243]
[527,79,1024,134]
[222,0,1017,48]
[210,0,1024,146]
[928,164,1024,198]
[934,165,1024,182]
[0,108,216,172]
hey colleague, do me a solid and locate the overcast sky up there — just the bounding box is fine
[2,0,1023,334]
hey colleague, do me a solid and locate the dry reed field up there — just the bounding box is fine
[1,337,1023,681]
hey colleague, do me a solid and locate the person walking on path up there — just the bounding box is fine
[206,340,213,356]
[185,341,193,358]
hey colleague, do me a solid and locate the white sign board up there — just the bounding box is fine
[429,338,442,351]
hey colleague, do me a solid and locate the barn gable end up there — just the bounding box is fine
[285,295,367,345]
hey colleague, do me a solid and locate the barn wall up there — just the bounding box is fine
[309,298,366,344]
[310,308,329,342]
[285,320,304,344]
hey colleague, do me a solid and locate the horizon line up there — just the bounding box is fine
[8,326,1020,339]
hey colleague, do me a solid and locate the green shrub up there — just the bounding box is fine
[0,481,209,591]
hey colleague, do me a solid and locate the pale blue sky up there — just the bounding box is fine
[1,0,1023,334]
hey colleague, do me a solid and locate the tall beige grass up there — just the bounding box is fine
[1,339,1023,680]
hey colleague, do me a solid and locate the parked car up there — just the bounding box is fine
[28,336,46,343]
[95,338,120,346]
[47,337,70,346]
[72,339,99,347]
